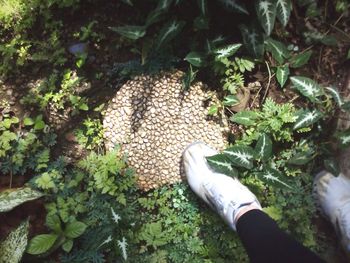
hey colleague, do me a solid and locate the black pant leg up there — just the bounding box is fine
[236,210,325,263]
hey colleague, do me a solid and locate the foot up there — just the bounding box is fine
[183,142,262,231]
[314,171,350,253]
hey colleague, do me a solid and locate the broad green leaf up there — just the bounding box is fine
[46,214,62,233]
[230,111,259,126]
[34,115,46,130]
[217,0,249,14]
[287,150,314,165]
[265,38,290,64]
[223,145,255,169]
[206,154,238,176]
[276,0,292,27]
[214,43,242,59]
[290,51,312,68]
[256,167,293,189]
[276,65,289,87]
[290,76,323,102]
[23,117,34,126]
[325,86,343,106]
[78,103,89,111]
[184,51,206,67]
[155,20,185,49]
[293,109,322,130]
[223,95,239,106]
[109,25,146,40]
[335,129,350,147]
[27,234,58,255]
[0,187,44,213]
[255,0,277,36]
[255,133,272,160]
[0,220,29,263]
[64,221,87,239]
[62,239,73,252]
[239,23,265,58]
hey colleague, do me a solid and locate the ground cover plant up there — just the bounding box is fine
[0,0,350,262]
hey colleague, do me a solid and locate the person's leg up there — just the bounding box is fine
[236,209,323,263]
[183,142,324,262]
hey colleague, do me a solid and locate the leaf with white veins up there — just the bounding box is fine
[214,43,242,59]
[290,76,324,102]
[230,111,259,126]
[217,0,249,14]
[255,133,272,161]
[293,109,322,130]
[255,0,277,36]
[239,23,265,58]
[155,20,185,49]
[265,38,290,64]
[276,0,292,27]
[223,145,255,169]
[256,167,293,189]
[206,154,238,176]
[325,86,343,106]
[276,65,289,88]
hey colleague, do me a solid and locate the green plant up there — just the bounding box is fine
[75,117,104,151]
[27,214,87,255]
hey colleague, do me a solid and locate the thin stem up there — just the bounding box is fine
[262,61,272,104]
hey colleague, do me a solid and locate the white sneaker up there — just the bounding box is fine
[183,142,262,231]
[314,171,350,253]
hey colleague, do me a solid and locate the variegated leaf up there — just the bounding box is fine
[325,86,343,106]
[265,38,290,64]
[223,145,255,169]
[214,43,242,59]
[255,0,277,36]
[290,51,312,68]
[256,167,293,189]
[335,129,350,147]
[276,0,292,27]
[293,109,322,130]
[223,95,239,106]
[155,20,185,49]
[230,110,259,126]
[255,133,272,161]
[0,220,29,263]
[156,0,173,11]
[109,25,146,40]
[287,150,314,165]
[206,154,238,176]
[217,0,249,14]
[184,52,206,67]
[276,65,289,88]
[239,24,265,58]
[197,0,207,15]
[290,76,323,102]
[0,187,44,212]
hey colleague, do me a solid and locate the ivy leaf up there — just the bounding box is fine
[255,133,272,161]
[255,0,277,36]
[276,0,292,27]
[214,43,242,59]
[230,111,259,126]
[290,51,312,68]
[256,167,293,189]
[290,76,324,102]
[293,109,322,130]
[276,65,289,88]
[335,129,350,147]
[325,86,343,106]
[239,23,265,58]
[265,38,290,64]
[62,239,74,252]
[155,20,185,49]
[109,25,146,40]
[217,0,249,14]
[64,221,87,239]
[206,154,238,176]
[223,95,239,106]
[223,145,256,169]
[0,220,29,263]
[184,51,206,67]
[0,187,44,213]
[27,234,58,255]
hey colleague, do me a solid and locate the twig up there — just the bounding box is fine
[262,61,272,104]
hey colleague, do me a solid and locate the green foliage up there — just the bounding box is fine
[0,187,44,212]
[75,118,104,151]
